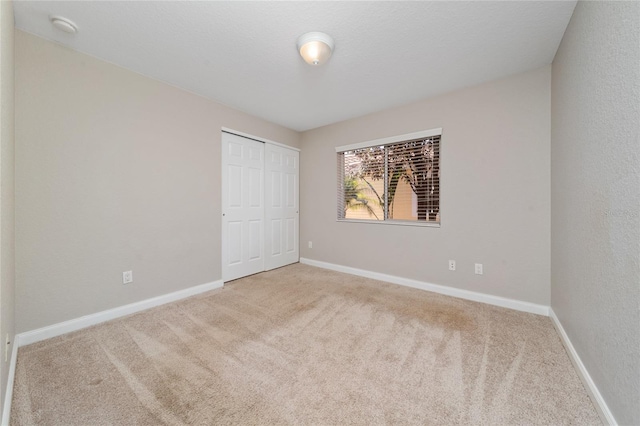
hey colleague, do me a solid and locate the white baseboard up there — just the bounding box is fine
[1,333,19,426]
[299,257,549,316]
[549,308,617,425]
[17,279,223,347]
[1,279,223,424]
[2,265,613,425]
[298,259,616,421]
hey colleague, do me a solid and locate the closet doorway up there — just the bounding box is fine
[221,131,299,282]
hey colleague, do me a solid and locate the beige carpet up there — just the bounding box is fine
[11,263,600,425]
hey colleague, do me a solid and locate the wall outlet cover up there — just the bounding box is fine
[475,263,483,275]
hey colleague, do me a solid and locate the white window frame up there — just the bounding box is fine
[336,128,442,228]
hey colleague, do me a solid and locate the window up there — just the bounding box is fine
[337,129,441,225]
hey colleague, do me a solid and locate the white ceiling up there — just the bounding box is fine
[14,1,577,132]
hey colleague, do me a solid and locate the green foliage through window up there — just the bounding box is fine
[338,134,440,223]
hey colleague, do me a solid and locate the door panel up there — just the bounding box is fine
[222,133,265,281]
[248,220,262,260]
[286,173,296,207]
[270,219,282,256]
[228,165,242,207]
[271,171,282,207]
[227,221,242,265]
[265,144,299,270]
[286,218,295,254]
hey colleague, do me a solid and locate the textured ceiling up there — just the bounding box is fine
[14,1,577,131]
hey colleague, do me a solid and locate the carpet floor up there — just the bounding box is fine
[11,263,600,425]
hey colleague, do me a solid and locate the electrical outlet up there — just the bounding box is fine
[448,260,456,271]
[308,241,313,249]
[123,270,133,284]
[475,263,483,275]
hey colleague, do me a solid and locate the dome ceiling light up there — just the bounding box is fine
[50,16,78,34]
[297,32,334,66]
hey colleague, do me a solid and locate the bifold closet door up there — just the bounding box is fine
[221,133,265,282]
[265,144,299,270]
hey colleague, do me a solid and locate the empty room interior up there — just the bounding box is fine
[0,0,638,424]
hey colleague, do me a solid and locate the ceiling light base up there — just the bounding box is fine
[50,16,78,34]
[297,32,334,66]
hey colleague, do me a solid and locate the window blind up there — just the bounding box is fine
[337,133,440,224]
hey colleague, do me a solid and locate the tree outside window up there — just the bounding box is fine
[338,134,440,224]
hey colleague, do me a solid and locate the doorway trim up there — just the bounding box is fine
[221,127,300,152]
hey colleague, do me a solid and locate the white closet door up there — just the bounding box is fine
[221,133,265,281]
[265,144,299,270]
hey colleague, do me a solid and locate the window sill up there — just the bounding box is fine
[337,219,440,228]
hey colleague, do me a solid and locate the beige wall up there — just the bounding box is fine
[551,2,640,424]
[11,5,639,423]
[15,31,300,333]
[0,0,15,415]
[301,66,551,305]
[0,1,15,414]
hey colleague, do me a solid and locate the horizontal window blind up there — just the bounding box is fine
[337,133,440,224]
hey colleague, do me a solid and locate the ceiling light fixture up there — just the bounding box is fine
[297,32,334,66]
[50,16,78,34]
